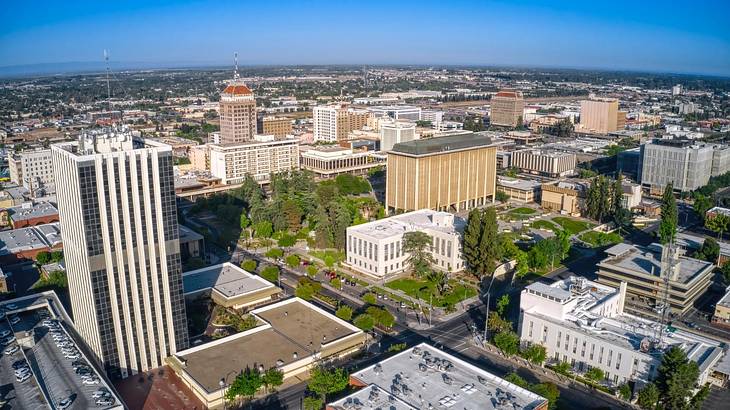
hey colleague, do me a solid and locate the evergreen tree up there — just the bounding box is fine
[479,207,502,274]
[463,209,483,275]
[659,183,678,244]
[612,173,624,216]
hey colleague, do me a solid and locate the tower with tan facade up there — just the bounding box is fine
[219,54,256,144]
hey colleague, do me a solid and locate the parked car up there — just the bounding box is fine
[5,304,18,310]
[9,316,20,325]
[91,389,111,399]
[15,372,31,383]
[12,359,27,370]
[95,397,115,406]
[82,377,100,385]
[4,345,19,355]
[57,397,74,410]
[0,330,11,338]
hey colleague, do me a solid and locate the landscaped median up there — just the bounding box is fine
[551,217,595,235]
[384,277,478,310]
[578,230,622,248]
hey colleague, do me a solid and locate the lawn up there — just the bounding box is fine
[551,217,595,235]
[509,207,537,215]
[529,220,559,232]
[579,231,622,248]
[385,277,477,308]
[309,249,345,266]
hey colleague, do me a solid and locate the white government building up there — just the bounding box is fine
[519,276,728,389]
[345,209,465,278]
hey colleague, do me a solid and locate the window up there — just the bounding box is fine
[616,353,622,370]
[528,321,533,338]
[557,331,561,348]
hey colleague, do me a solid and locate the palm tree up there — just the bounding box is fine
[426,270,449,295]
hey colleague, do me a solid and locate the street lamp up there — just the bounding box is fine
[483,273,497,343]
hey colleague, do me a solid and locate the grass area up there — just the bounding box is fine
[309,249,346,266]
[213,309,260,333]
[529,220,559,232]
[385,277,478,308]
[509,207,537,215]
[551,217,595,235]
[579,231,622,248]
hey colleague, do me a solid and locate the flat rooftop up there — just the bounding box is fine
[601,243,713,285]
[515,148,575,158]
[178,224,204,244]
[175,298,363,394]
[0,225,55,256]
[391,131,496,156]
[182,262,274,297]
[497,176,542,191]
[348,209,465,241]
[328,384,417,410]
[8,202,58,222]
[344,343,547,410]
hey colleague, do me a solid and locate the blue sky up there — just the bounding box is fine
[1,0,729,76]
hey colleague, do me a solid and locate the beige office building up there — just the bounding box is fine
[490,90,525,127]
[52,126,188,379]
[300,146,386,179]
[259,116,292,138]
[386,132,497,213]
[8,148,55,193]
[313,103,371,142]
[541,180,588,216]
[511,149,576,177]
[579,98,626,134]
[219,83,257,144]
[209,135,299,184]
[188,144,210,171]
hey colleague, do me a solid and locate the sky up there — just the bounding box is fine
[1,0,729,76]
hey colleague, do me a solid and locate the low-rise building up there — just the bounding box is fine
[596,243,714,315]
[620,181,642,209]
[367,105,422,121]
[328,343,548,410]
[182,262,281,309]
[497,176,541,203]
[345,209,465,278]
[209,135,300,184]
[300,146,386,179]
[541,180,588,216]
[178,224,205,262]
[0,222,62,265]
[8,148,55,194]
[707,206,730,220]
[511,149,576,177]
[712,288,730,328]
[504,130,541,145]
[8,201,59,228]
[168,297,365,409]
[519,277,727,388]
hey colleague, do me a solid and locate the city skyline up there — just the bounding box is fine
[1,0,729,76]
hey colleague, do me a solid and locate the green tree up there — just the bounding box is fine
[425,270,449,295]
[281,199,303,231]
[362,292,377,305]
[706,214,730,240]
[493,330,520,356]
[278,233,297,248]
[402,231,434,277]
[36,251,51,265]
[265,248,284,259]
[521,344,547,365]
[612,173,624,217]
[504,372,528,389]
[225,367,263,401]
[353,313,374,331]
[241,259,257,272]
[479,207,502,274]
[487,311,512,334]
[656,346,703,409]
[255,221,274,239]
[303,396,323,410]
[618,384,632,401]
[637,383,660,410]
[262,368,284,393]
[295,283,316,300]
[240,212,250,231]
[496,190,510,203]
[553,361,571,375]
[659,183,678,244]
[50,250,63,263]
[529,382,560,410]
[306,265,318,277]
[463,208,484,276]
[366,306,395,329]
[693,193,713,222]
[307,366,349,403]
[335,305,353,321]
[496,294,510,317]
[694,237,719,263]
[584,367,604,382]
[462,208,502,278]
[260,266,280,283]
[285,254,301,268]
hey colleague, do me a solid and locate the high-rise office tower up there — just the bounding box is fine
[490,90,525,127]
[578,97,626,134]
[52,126,188,379]
[313,103,371,142]
[219,54,256,144]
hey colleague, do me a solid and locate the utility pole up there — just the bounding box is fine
[483,273,497,343]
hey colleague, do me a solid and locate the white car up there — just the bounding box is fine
[15,372,31,383]
[14,367,30,377]
[95,397,115,406]
[82,377,100,385]
[65,353,80,360]
[4,345,19,355]
[91,389,110,399]
[57,397,74,410]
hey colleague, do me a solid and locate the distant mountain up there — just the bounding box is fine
[0,61,225,78]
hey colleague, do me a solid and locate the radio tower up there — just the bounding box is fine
[233,52,240,81]
[656,240,677,347]
[104,50,112,112]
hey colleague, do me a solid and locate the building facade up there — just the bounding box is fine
[346,209,465,278]
[380,120,417,152]
[52,127,189,379]
[497,177,542,203]
[258,116,292,138]
[219,84,257,144]
[8,148,55,194]
[519,277,725,388]
[367,105,421,121]
[511,149,576,177]
[490,90,525,127]
[386,132,497,213]
[300,146,385,179]
[208,135,299,184]
[640,139,730,193]
[579,98,624,134]
[313,104,371,142]
[541,180,588,216]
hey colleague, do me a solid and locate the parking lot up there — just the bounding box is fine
[1,311,48,408]
[1,294,122,410]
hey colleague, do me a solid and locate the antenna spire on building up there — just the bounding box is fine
[233,51,240,81]
[104,50,111,112]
